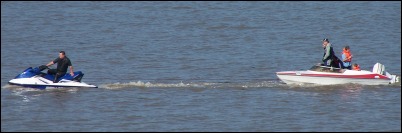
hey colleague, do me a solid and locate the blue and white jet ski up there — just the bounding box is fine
[8,65,97,89]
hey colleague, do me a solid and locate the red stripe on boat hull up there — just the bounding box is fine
[276,72,389,79]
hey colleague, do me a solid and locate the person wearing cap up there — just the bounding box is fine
[322,38,335,67]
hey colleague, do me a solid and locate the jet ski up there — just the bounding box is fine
[8,65,97,89]
[276,63,400,85]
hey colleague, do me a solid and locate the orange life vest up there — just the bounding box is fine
[342,49,352,62]
[353,65,360,71]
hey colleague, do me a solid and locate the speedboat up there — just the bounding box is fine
[276,63,399,85]
[8,65,97,89]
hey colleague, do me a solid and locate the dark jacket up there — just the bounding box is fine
[53,57,72,73]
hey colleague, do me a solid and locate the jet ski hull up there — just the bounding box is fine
[8,66,97,90]
[8,77,97,89]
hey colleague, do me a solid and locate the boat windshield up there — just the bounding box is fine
[309,65,344,73]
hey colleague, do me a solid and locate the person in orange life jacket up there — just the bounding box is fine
[341,46,353,70]
[352,63,360,71]
[46,51,74,83]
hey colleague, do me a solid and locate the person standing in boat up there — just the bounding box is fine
[46,51,74,83]
[341,46,353,70]
[322,38,339,67]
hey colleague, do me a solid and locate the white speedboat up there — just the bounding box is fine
[276,63,399,85]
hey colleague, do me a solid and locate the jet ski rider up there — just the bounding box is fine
[45,51,74,83]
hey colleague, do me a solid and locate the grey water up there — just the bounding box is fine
[1,1,400,132]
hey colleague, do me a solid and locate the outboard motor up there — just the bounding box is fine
[372,63,385,75]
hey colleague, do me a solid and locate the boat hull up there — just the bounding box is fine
[276,74,391,85]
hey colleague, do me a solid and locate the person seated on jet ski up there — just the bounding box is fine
[321,38,341,68]
[45,51,74,83]
[341,45,353,70]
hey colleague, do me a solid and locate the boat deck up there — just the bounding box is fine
[309,65,345,73]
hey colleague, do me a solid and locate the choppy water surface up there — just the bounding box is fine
[1,1,400,132]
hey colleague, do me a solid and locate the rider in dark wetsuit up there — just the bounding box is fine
[46,51,74,83]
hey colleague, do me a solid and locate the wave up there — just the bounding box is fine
[2,84,39,90]
[99,80,286,89]
[2,84,80,92]
[99,80,401,90]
